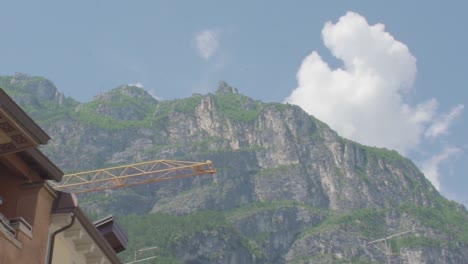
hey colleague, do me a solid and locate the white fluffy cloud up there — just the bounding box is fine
[195,30,219,60]
[421,147,462,191]
[285,11,463,155]
[425,104,464,139]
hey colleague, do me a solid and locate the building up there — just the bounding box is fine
[49,191,127,264]
[0,89,127,263]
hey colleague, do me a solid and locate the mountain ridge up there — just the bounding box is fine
[1,73,466,263]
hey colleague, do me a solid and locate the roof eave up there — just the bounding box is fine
[0,89,50,145]
[19,148,63,182]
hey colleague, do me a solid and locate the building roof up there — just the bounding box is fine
[0,89,50,146]
[0,88,63,181]
[94,215,129,254]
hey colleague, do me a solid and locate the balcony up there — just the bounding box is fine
[0,212,33,248]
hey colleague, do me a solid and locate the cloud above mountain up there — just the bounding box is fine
[425,104,464,139]
[285,11,463,155]
[421,146,462,191]
[195,29,220,60]
[128,82,144,88]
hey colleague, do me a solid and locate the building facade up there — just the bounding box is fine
[0,89,127,263]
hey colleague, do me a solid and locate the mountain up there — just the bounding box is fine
[1,73,467,263]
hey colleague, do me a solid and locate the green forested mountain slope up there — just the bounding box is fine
[1,73,467,263]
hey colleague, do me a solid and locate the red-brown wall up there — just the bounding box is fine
[0,160,56,264]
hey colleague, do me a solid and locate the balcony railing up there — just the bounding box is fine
[9,217,33,238]
[0,212,16,237]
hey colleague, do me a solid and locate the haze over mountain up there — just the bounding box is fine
[1,74,467,263]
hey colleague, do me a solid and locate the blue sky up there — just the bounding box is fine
[0,1,466,206]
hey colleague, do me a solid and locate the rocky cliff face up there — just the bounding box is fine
[1,74,467,263]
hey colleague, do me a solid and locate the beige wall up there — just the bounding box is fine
[48,215,113,264]
[51,233,86,264]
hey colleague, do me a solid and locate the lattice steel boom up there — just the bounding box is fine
[49,159,216,194]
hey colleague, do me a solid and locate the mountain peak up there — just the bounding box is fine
[82,84,158,122]
[216,81,238,94]
[93,85,156,102]
[8,72,59,101]
[10,72,30,82]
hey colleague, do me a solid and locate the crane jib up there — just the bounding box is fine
[48,160,216,194]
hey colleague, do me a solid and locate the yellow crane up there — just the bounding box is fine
[49,159,216,194]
